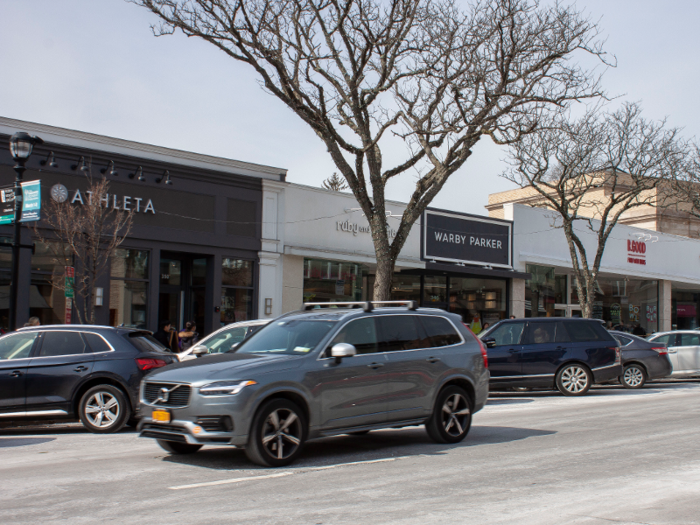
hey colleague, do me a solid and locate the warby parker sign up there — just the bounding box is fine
[422,209,512,268]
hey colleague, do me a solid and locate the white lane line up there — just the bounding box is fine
[169,456,411,490]
[170,472,293,490]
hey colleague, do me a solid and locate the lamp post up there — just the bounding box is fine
[8,132,42,330]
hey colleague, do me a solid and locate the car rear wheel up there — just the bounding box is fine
[245,398,307,467]
[157,439,202,455]
[78,385,131,433]
[556,364,592,396]
[425,385,472,444]
[621,364,647,389]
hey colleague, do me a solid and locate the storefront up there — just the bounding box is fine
[257,184,528,327]
[506,203,700,334]
[1,117,281,335]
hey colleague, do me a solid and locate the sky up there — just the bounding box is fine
[1,0,699,215]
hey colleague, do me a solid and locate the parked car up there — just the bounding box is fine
[138,301,490,467]
[0,325,177,433]
[479,318,621,396]
[608,331,672,388]
[176,319,271,361]
[647,331,700,377]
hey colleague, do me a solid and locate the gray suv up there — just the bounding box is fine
[137,302,490,467]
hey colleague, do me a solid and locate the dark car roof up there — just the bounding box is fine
[279,306,460,323]
[15,325,151,336]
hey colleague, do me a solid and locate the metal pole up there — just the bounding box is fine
[9,160,26,331]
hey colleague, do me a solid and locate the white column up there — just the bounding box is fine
[510,278,526,318]
[258,252,282,318]
[658,279,672,332]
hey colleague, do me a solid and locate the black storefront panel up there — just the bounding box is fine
[422,209,512,268]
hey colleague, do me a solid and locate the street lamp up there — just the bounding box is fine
[8,132,43,330]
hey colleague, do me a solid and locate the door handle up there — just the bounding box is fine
[426,357,441,364]
[10,370,22,377]
[367,363,384,369]
[74,366,89,372]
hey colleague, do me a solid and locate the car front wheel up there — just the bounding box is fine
[556,364,592,396]
[245,398,307,467]
[78,385,131,433]
[425,385,472,444]
[621,364,647,389]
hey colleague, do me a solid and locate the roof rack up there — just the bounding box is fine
[303,300,419,313]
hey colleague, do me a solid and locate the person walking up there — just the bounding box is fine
[154,320,179,352]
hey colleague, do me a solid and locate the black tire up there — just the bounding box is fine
[245,398,307,467]
[425,386,473,444]
[78,385,131,433]
[621,364,647,389]
[556,363,592,396]
[157,439,202,455]
[126,417,140,428]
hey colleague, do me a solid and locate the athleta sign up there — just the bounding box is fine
[422,210,512,268]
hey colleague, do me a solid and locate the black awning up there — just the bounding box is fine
[415,262,531,280]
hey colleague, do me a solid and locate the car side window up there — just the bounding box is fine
[562,322,604,343]
[650,334,673,346]
[614,335,633,347]
[83,333,112,353]
[207,327,247,353]
[376,316,427,352]
[0,332,39,360]
[487,322,525,346]
[680,333,700,346]
[524,322,556,345]
[328,317,378,355]
[419,316,461,348]
[37,331,87,357]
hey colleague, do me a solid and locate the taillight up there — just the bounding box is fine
[609,347,621,363]
[651,347,667,356]
[136,358,168,371]
[465,323,488,369]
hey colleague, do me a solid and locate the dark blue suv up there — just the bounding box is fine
[480,318,621,395]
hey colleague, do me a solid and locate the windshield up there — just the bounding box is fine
[199,326,249,354]
[232,319,337,355]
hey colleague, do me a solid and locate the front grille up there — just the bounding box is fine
[143,382,191,407]
[196,416,233,433]
[140,422,189,443]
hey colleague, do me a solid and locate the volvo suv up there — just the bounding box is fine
[138,301,490,467]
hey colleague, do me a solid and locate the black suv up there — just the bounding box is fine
[0,325,177,432]
[480,318,621,395]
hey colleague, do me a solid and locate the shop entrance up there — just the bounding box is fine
[158,252,208,334]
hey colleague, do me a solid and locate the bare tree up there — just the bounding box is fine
[502,102,688,318]
[33,177,134,324]
[670,145,700,224]
[132,0,609,299]
[322,172,349,191]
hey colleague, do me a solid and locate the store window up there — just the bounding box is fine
[449,277,507,328]
[525,265,566,317]
[110,249,149,328]
[672,288,700,330]
[31,241,72,326]
[302,258,368,303]
[221,258,255,325]
[572,277,658,334]
[0,238,10,330]
[390,274,421,303]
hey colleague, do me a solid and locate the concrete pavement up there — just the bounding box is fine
[1,381,699,524]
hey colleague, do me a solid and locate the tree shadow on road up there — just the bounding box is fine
[162,425,556,472]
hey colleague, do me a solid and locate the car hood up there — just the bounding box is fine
[147,353,305,383]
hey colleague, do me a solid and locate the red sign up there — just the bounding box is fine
[677,304,697,318]
[627,239,647,265]
[65,297,72,324]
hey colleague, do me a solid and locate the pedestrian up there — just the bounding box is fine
[632,322,646,337]
[154,319,179,352]
[179,321,199,351]
[23,317,40,327]
[469,313,482,335]
[482,322,490,332]
[510,315,516,319]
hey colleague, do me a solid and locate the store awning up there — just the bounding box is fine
[0,286,54,310]
[421,262,531,280]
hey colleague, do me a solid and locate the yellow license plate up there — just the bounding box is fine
[152,409,171,423]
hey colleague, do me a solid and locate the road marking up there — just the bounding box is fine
[168,456,412,490]
[170,472,293,490]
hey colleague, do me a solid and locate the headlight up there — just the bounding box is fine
[199,380,257,396]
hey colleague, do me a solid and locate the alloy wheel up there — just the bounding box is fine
[261,408,302,460]
[441,393,471,437]
[624,366,644,387]
[84,392,120,429]
[560,366,589,393]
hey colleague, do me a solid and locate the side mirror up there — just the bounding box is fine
[481,337,497,348]
[192,345,209,357]
[331,343,356,364]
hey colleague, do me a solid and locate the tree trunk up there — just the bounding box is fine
[373,256,396,302]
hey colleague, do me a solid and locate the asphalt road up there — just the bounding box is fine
[1,381,699,525]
